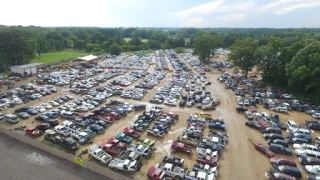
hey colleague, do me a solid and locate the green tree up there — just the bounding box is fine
[286,40,320,98]
[175,35,186,47]
[228,38,259,78]
[193,32,221,62]
[130,36,142,46]
[74,29,89,43]
[110,43,122,55]
[0,27,34,66]
[147,40,161,50]
[189,34,195,47]
[90,32,105,44]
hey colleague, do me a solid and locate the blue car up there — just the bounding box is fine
[208,119,226,131]
[89,124,105,134]
[26,109,38,115]
[152,124,168,133]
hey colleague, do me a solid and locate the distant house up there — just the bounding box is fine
[73,55,99,63]
[10,63,43,75]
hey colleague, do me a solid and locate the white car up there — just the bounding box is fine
[48,101,59,106]
[293,143,319,152]
[41,103,53,109]
[34,106,46,112]
[305,165,320,175]
[313,113,320,119]
[286,120,298,131]
[4,114,20,123]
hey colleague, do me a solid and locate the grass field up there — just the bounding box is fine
[31,49,89,64]
[124,38,148,43]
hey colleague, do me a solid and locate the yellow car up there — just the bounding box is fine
[196,112,213,120]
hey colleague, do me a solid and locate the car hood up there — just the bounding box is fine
[270,157,278,163]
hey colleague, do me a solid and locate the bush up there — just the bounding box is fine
[109,44,122,55]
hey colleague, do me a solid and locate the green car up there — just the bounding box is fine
[136,138,155,149]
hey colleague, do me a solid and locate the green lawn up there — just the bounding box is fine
[31,49,90,64]
[124,38,148,43]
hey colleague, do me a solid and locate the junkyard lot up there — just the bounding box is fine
[0,54,318,180]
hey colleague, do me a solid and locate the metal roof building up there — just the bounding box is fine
[73,55,99,63]
[10,63,43,75]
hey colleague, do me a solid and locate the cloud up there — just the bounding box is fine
[217,13,245,22]
[261,0,320,15]
[173,0,224,18]
[185,17,204,27]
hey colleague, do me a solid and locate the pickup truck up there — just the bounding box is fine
[202,136,226,149]
[119,150,143,162]
[127,144,152,158]
[136,138,156,150]
[197,147,219,158]
[147,129,165,138]
[184,126,202,134]
[196,154,219,167]
[61,137,79,150]
[107,137,127,150]
[147,166,174,180]
[123,127,141,139]
[45,129,63,143]
[108,158,140,172]
[185,171,215,180]
[62,120,82,135]
[89,144,112,165]
[98,142,123,156]
[208,119,226,131]
[177,134,198,147]
[161,112,179,120]
[156,163,187,179]
[162,155,184,167]
[198,141,223,155]
[54,125,72,137]
[115,131,133,144]
[72,131,92,144]
[192,163,218,176]
[171,140,193,155]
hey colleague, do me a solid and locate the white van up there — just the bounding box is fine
[287,120,298,131]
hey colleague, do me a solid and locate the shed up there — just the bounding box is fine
[10,63,43,75]
[73,55,99,63]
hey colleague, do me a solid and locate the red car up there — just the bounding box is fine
[25,128,43,137]
[254,143,274,157]
[250,106,257,113]
[106,138,127,150]
[106,112,121,120]
[270,157,297,167]
[98,142,123,155]
[147,166,174,180]
[171,140,193,155]
[36,123,51,131]
[161,112,179,120]
[196,154,219,167]
[258,120,270,129]
[123,127,141,139]
[187,122,205,130]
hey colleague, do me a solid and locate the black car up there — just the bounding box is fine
[26,108,38,115]
[299,154,320,165]
[48,119,59,127]
[268,139,289,147]
[42,112,59,119]
[245,121,261,130]
[17,112,30,119]
[61,137,79,150]
[269,143,292,155]
[271,114,280,123]
[179,100,186,106]
[149,98,162,104]
[277,121,287,130]
[308,123,320,130]
[236,106,248,113]
[14,107,30,113]
[96,120,109,128]
[35,115,49,122]
[272,165,302,178]
[286,137,309,144]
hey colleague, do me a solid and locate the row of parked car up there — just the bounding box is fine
[0,84,58,111]
[147,113,228,180]
[87,107,181,173]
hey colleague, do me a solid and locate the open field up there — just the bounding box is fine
[124,37,148,43]
[31,50,90,64]
[1,51,318,180]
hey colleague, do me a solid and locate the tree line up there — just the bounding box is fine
[1,25,320,102]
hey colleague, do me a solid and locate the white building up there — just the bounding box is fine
[10,63,43,75]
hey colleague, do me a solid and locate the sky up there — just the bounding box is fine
[1,0,320,28]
